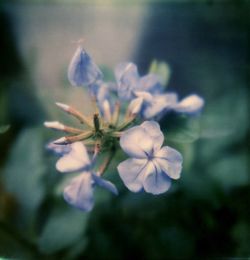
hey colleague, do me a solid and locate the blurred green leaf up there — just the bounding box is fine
[163,116,201,143]
[0,125,10,134]
[208,154,248,189]
[232,221,250,256]
[149,60,171,86]
[3,127,46,230]
[38,205,88,254]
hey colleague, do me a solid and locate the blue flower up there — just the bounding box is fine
[68,46,103,87]
[56,142,118,211]
[115,62,162,101]
[117,121,183,195]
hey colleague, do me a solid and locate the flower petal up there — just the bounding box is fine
[120,126,153,158]
[143,161,172,195]
[139,74,163,93]
[114,62,138,83]
[63,172,94,212]
[142,93,178,119]
[68,46,103,87]
[56,142,90,173]
[115,62,139,101]
[127,97,144,115]
[46,142,71,156]
[92,174,118,195]
[117,158,148,192]
[174,94,204,114]
[154,146,183,179]
[140,121,164,152]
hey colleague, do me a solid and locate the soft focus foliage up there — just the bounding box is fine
[0,1,249,259]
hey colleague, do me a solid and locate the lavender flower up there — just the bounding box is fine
[117,121,182,194]
[56,142,118,211]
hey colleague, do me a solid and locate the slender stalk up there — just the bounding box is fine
[44,121,83,134]
[56,102,93,128]
[97,149,116,176]
[54,130,93,144]
[112,101,120,126]
[116,115,136,131]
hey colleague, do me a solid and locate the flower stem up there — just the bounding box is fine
[97,148,116,176]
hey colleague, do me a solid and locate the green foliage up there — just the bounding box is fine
[38,205,88,254]
[161,115,201,143]
[0,125,10,134]
[149,60,171,86]
[3,128,46,231]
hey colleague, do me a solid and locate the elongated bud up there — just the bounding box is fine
[44,121,83,134]
[127,97,143,117]
[53,137,67,145]
[68,46,103,87]
[54,131,93,145]
[112,101,120,126]
[44,121,65,130]
[102,100,112,123]
[55,102,69,111]
[110,131,122,138]
[55,102,93,128]
[117,114,136,131]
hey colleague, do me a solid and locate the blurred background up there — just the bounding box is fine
[0,0,249,259]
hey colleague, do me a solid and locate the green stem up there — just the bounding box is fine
[97,148,116,176]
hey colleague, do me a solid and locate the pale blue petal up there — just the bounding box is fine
[142,93,178,119]
[114,62,138,83]
[139,74,163,93]
[63,172,94,212]
[154,146,183,180]
[92,174,118,195]
[56,142,90,173]
[46,142,71,156]
[117,158,148,192]
[127,97,144,115]
[68,46,103,87]
[115,62,139,101]
[120,126,154,158]
[174,94,204,114]
[134,91,153,102]
[143,161,172,195]
[164,93,178,108]
[140,121,164,152]
[96,82,110,102]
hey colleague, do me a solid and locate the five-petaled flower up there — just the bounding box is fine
[55,142,118,212]
[118,121,183,195]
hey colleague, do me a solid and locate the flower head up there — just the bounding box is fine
[56,142,118,211]
[117,121,182,194]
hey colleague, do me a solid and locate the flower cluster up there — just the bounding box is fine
[45,45,204,212]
